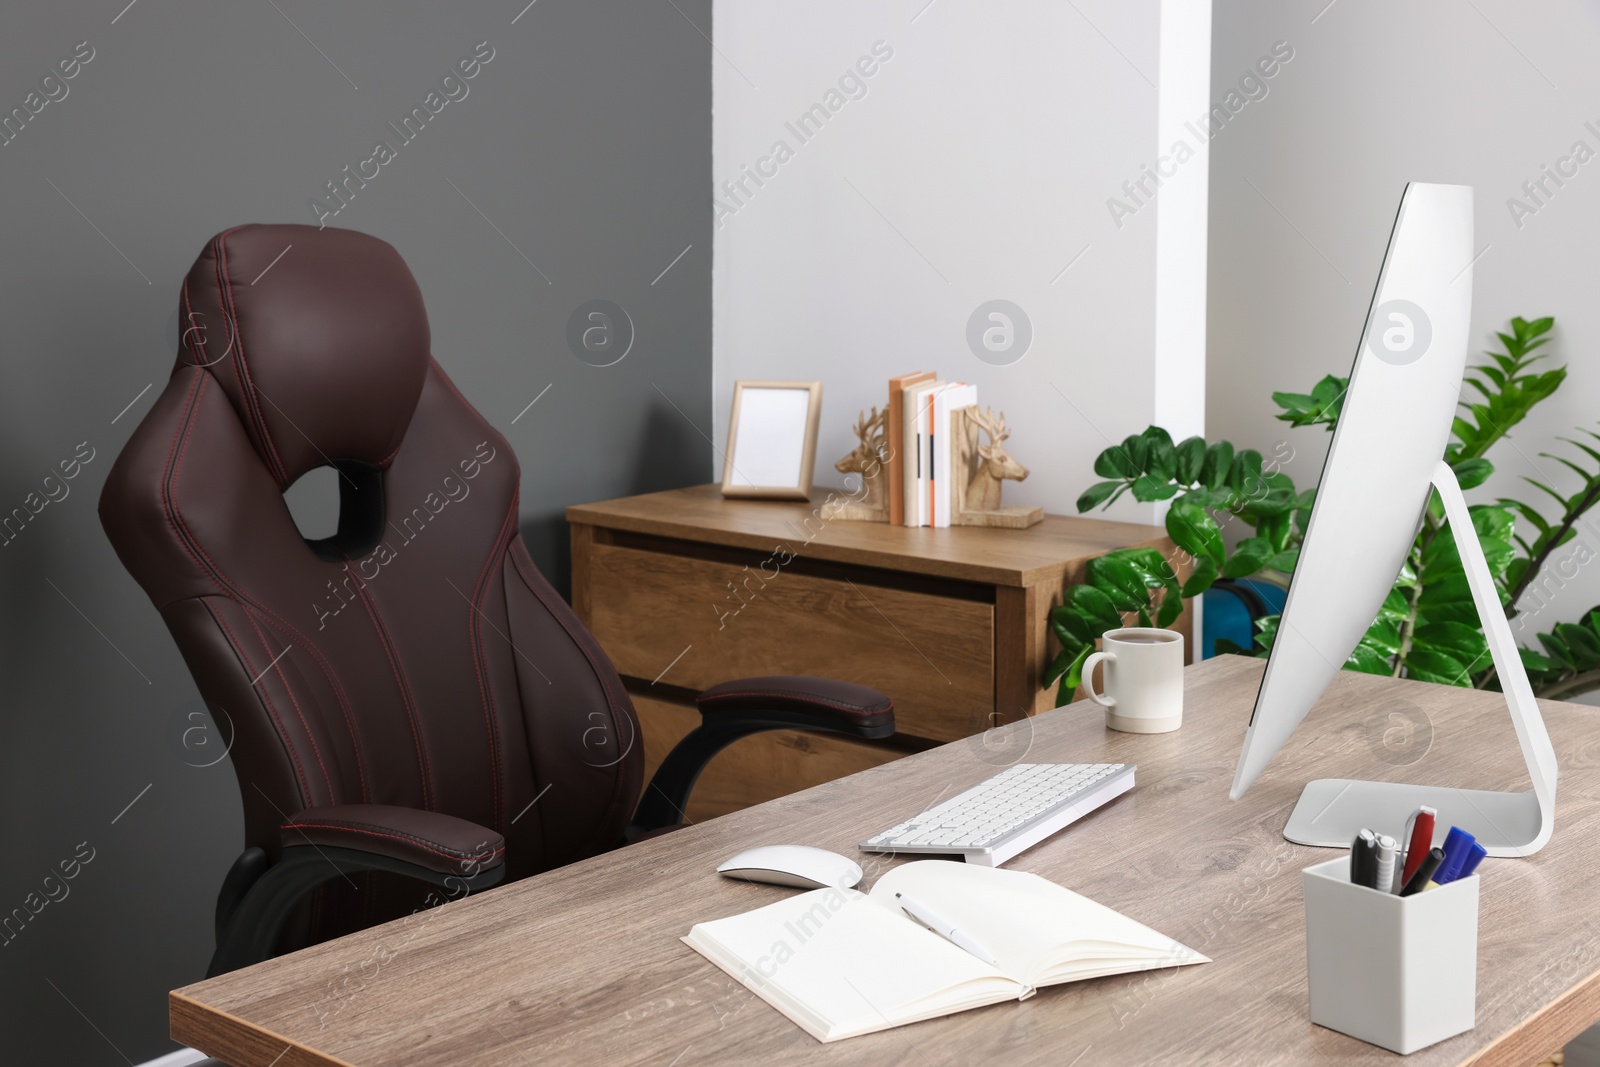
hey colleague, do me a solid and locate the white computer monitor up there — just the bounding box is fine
[1228,182,1557,857]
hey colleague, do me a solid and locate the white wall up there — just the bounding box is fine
[713,0,1211,522]
[1206,0,1600,654]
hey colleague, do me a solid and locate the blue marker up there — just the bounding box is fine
[1433,827,1476,885]
[1454,841,1488,881]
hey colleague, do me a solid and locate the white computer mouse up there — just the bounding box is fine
[717,845,863,889]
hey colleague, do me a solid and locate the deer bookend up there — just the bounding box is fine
[835,406,890,512]
[964,406,1029,512]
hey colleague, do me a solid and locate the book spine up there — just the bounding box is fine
[925,391,936,526]
[903,389,922,527]
[887,381,905,526]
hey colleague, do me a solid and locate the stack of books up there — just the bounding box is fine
[887,370,975,528]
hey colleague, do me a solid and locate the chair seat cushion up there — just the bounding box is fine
[280,804,505,876]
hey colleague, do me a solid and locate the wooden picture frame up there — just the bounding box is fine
[720,381,823,500]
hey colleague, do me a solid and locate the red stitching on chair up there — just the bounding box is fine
[466,499,516,831]
[251,612,368,804]
[216,229,289,486]
[180,280,204,366]
[214,229,274,478]
[375,435,405,469]
[204,599,312,808]
[162,374,371,804]
[506,536,637,852]
[209,233,267,472]
[426,359,523,478]
[281,822,505,865]
[240,607,335,805]
[347,575,434,810]
[158,370,221,589]
[425,360,512,831]
[167,376,332,803]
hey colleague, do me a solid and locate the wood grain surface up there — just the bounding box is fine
[586,541,995,742]
[174,657,1600,1066]
[566,483,1174,588]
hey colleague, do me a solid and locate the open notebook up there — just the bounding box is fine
[683,860,1208,1042]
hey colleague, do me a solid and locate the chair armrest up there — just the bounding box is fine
[210,806,505,977]
[628,675,894,836]
[280,804,505,876]
[695,676,894,736]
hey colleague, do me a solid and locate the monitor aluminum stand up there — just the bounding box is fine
[1283,458,1557,857]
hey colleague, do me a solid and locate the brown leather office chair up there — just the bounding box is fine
[99,223,892,976]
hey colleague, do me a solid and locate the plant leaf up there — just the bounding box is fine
[1451,457,1494,490]
[1228,449,1264,499]
[1180,556,1220,599]
[1221,537,1274,579]
[1376,587,1411,623]
[1141,427,1177,481]
[1346,643,1393,675]
[1520,647,1555,673]
[1053,646,1093,706]
[1254,614,1280,655]
[1076,480,1124,513]
[1093,444,1137,479]
[1174,436,1207,485]
[1200,441,1234,491]
[1405,647,1472,687]
[1167,497,1224,566]
[1130,475,1179,501]
[1084,554,1154,612]
[1418,573,1476,624]
[1554,620,1600,670]
[1415,621,1491,672]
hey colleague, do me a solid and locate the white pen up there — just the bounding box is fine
[1374,834,1398,895]
[895,892,1000,966]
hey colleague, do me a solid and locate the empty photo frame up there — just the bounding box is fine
[720,381,823,500]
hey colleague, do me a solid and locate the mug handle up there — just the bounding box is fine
[1080,651,1116,707]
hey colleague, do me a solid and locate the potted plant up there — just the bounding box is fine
[1047,316,1600,705]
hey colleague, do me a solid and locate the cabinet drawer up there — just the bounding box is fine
[586,543,993,742]
[635,695,903,821]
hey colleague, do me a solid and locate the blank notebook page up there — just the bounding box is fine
[868,862,1205,986]
[687,887,1021,1039]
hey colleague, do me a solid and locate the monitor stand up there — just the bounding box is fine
[1282,460,1558,857]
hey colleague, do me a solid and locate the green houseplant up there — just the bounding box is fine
[1045,316,1600,706]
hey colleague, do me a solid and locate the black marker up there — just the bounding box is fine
[1351,828,1378,889]
[1400,846,1446,897]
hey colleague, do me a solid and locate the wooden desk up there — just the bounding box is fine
[567,484,1187,818]
[173,657,1600,1066]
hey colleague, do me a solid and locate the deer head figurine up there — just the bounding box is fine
[835,406,890,510]
[964,406,1028,512]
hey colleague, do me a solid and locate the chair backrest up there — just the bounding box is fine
[100,224,642,881]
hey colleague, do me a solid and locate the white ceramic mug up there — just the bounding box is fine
[1081,627,1184,733]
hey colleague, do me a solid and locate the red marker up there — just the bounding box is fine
[1401,805,1437,886]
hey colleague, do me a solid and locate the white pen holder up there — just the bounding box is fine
[1302,856,1477,1054]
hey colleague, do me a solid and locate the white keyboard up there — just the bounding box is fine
[860,763,1135,867]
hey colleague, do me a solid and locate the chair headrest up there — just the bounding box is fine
[177,223,431,486]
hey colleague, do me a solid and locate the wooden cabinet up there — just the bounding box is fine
[568,484,1188,818]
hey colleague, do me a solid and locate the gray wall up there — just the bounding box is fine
[1207,0,1600,653]
[0,2,710,1062]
